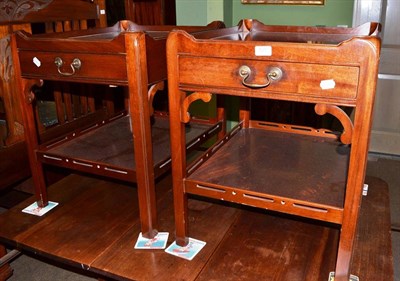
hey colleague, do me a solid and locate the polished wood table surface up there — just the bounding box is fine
[0,175,393,281]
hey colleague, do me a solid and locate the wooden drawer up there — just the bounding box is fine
[18,51,128,85]
[178,56,360,101]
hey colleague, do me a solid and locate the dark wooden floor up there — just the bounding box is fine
[0,174,393,281]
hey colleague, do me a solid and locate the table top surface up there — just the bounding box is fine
[0,174,393,281]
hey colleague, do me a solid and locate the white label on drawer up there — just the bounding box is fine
[100,9,106,15]
[255,46,272,56]
[33,57,41,67]
[320,79,336,90]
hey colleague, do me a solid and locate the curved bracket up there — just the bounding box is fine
[24,79,43,104]
[147,81,165,115]
[181,92,212,123]
[314,103,353,144]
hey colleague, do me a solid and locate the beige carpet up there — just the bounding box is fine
[7,253,96,281]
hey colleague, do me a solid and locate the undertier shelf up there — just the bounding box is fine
[38,115,220,181]
[185,128,350,223]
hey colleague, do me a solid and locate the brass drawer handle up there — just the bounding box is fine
[238,65,282,89]
[54,57,82,76]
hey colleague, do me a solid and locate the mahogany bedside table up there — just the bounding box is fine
[167,19,381,281]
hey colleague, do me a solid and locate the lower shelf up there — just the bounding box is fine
[185,127,350,223]
[37,114,221,182]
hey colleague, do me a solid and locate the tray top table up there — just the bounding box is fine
[166,19,381,281]
[11,20,224,239]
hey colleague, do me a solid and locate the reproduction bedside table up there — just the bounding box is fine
[167,19,381,281]
[12,20,224,239]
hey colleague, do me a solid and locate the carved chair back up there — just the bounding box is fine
[0,0,107,146]
[0,0,106,190]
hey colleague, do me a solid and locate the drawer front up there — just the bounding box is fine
[178,56,359,101]
[18,51,128,84]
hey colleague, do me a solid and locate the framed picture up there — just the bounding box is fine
[241,0,324,5]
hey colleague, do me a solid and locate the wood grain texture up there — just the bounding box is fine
[12,20,224,237]
[196,210,339,281]
[124,0,177,25]
[0,173,171,268]
[0,175,392,280]
[350,176,393,281]
[167,19,381,281]
[195,176,393,281]
[188,128,348,207]
[91,193,238,280]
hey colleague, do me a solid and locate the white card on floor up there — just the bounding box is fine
[165,238,206,260]
[22,201,59,216]
[134,232,169,249]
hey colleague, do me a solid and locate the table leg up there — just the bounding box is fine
[0,245,13,281]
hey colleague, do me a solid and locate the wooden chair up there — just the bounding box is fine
[0,0,107,190]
